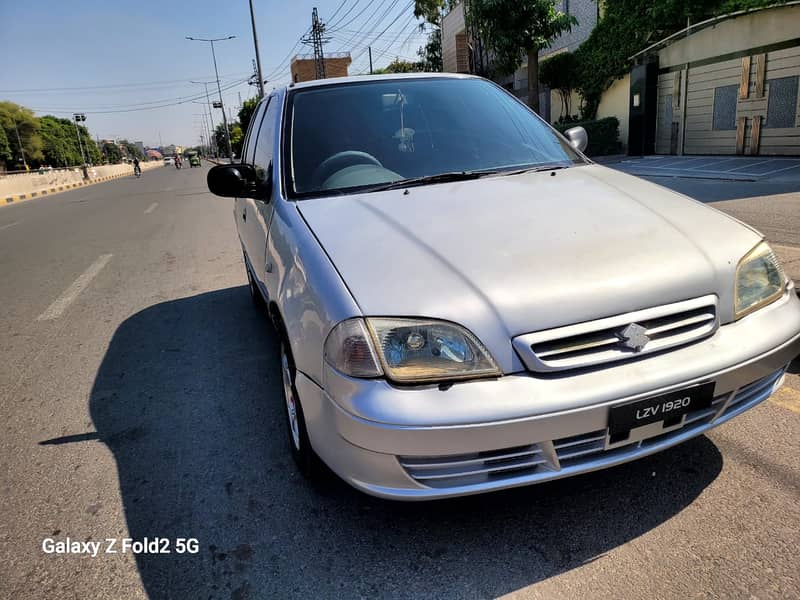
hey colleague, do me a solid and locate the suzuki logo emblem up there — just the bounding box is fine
[618,323,650,352]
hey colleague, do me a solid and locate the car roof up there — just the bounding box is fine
[283,72,479,93]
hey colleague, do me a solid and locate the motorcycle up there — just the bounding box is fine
[134,166,141,178]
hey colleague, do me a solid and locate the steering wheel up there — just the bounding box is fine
[312,151,383,188]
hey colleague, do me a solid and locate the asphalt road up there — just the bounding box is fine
[0,165,798,600]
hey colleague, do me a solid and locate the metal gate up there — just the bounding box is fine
[655,44,800,156]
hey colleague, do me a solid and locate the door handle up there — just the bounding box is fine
[242,208,247,222]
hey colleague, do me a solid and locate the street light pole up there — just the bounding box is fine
[73,113,87,166]
[248,0,266,99]
[190,81,218,157]
[11,118,28,170]
[186,35,236,162]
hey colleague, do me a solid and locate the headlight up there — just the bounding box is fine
[367,318,500,383]
[324,318,501,383]
[735,241,786,319]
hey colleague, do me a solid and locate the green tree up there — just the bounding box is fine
[469,0,577,113]
[238,97,259,137]
[414,1,459,72]
[0,124,13,166]
[39,116,74,166]
[0,101,44,168]
[119,140,144,160]
[375,58,423,74]
[215,122,244,158]
[573,0,789,118]
[37,116,101,166]
[78,126,101,165]
[102,142,122,164]
[539,52,579,120]
[417,29,443,71]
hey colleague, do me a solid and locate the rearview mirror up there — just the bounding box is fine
[564,126,588,153]
[207,164,271,200]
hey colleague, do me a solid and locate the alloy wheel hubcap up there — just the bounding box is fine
[282,350,301,450]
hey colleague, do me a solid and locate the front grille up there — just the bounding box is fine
[400,369,784,489]
[512,295,718,372]
[399,444,550,488]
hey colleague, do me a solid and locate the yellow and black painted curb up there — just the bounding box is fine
[3,169,156,206]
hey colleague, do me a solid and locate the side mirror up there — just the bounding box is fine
[564,126,588,153]
[207,164,272,200]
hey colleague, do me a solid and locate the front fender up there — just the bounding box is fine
[266,199,362,384]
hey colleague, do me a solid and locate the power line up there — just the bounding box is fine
[28,79,249,115]
[350,1,415,66]
[326,0,362,30]
[27,79,250,111]
[326,0,351,24]
[261,27,311,81]
[0,74,251,94]
[328,0,390,33]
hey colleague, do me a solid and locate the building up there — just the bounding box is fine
[135,141,145,157]
[161,145,184,157]
[632,2,800,156]
[290,53,352,83]
[442,0,599,119]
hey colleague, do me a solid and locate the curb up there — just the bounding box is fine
[3,167,161,206]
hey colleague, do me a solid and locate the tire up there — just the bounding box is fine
[279,340,322,479]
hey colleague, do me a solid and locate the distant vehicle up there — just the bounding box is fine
[207,73,800,501]
[164,157,174,166]
[188,154,201,168]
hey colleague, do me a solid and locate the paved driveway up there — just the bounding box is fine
[612,155,800,182]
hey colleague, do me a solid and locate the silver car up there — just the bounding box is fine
[207,73,800,500]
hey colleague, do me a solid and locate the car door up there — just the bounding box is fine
[241,94,280,289]
[236,97,270,276]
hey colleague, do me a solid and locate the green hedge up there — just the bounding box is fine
[554,117,621,156]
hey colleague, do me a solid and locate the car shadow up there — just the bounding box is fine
[88,287,723,599]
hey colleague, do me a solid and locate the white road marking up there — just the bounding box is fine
[0,221,19,231]
[144,202,159,214]
[726,159,773,172]
[747,162,800,176]
[37,254,113,321]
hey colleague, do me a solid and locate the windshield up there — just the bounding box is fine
[286,77,583,197]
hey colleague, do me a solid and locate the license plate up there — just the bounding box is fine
[608,382,715,435]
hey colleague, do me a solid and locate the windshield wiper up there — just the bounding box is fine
[367,170,502,192]
[503,163,572,176]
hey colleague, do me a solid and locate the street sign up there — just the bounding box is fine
[212,101,223,108]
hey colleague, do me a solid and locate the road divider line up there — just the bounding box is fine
[144,202,159,214]
[37,254,113,321]
[0,221,19,231]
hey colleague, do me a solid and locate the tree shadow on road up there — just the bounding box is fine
[89,287,723,599]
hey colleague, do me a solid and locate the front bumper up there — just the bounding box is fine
[297,290,800,500]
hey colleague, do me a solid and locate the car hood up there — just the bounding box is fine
[298,165,760,367]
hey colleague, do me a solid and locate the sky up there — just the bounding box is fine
[0,0,429,148]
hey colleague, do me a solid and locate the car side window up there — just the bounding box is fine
[242,98,270,165]
[252,95,279,182]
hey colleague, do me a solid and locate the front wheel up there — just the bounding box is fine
[280,342,321,478]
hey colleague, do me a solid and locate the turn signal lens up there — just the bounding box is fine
[324,319,383,378]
